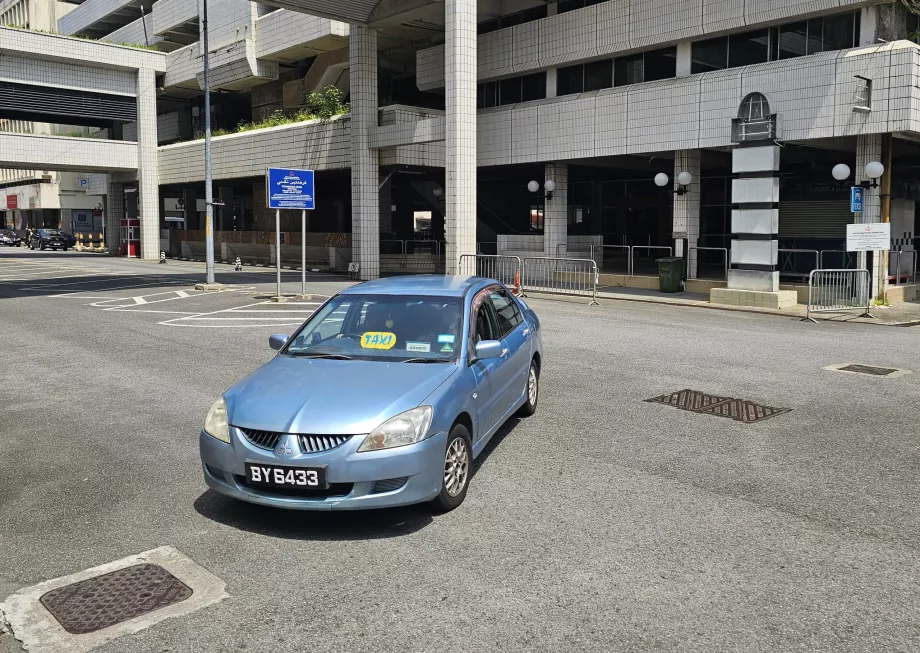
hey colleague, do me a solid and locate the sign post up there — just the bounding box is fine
[846,223,890,252]
[850,186,864,213]
[266,168,315,299]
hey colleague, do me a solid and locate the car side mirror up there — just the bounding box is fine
[269,334,289,351]
[473,340,502,361]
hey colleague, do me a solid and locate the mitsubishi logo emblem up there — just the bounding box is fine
[277,437,295,455]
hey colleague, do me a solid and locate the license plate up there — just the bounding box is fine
[245,462,327,489]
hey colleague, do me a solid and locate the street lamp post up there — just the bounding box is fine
[202,0,215,285]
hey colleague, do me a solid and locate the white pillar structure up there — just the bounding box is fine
[673,150,700,276]
[444,0,477,274]
[350,25,380,280]
[856,133,883,296]
[543,162,567,257]
[136,67,160,260]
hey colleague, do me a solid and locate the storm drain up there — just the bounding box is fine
[645,389,791,424]
[824,363,912,378]
[39,564,193,635]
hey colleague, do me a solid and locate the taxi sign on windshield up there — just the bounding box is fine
[361,332,396,349]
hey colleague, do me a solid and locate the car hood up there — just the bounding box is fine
[225,356,458,435]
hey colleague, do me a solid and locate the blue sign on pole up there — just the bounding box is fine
[267,168,315,210]
[850,186,864,213]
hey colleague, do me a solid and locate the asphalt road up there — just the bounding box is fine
[2,249,920,652]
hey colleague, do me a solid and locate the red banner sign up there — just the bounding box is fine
[6,195,17,210]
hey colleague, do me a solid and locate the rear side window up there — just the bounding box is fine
[489,289,523,338]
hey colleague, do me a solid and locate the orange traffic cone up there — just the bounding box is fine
[512,269,521,296]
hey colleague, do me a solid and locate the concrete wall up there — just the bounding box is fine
[417,0,873,88]
[0,133,138,172]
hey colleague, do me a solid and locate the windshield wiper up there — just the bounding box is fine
[402,357,451,364]
[289,352,353,360]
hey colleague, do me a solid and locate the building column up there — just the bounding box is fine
[856,133,883,297]
[136,67,160,260]
[675,42,692,77]
[543,162,567,257]
[673,150,700,276]
[728,145,781,291]
[104,179,124,253]
[349,25,380,280]
[444,0,477,274]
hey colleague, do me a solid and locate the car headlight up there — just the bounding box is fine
[204,397,230,443]
[358,406,433,453]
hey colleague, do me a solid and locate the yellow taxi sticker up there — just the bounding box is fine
[361,332,396,349]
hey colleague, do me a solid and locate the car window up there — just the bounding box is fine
[488,288,523,338]
[469,288,498,349]
[284,294,462,362]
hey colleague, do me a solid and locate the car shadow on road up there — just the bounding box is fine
[193,490,433,540]
[471,415,522,477]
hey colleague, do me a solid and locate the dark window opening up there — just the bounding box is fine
[584,60,613,91]
[614,54,643,87]
[521,72,547,101]
[728,29,770,67]
[478,4,547,34]
[557,64,584,95]
[691,36,727,74]
[644,47,677,82]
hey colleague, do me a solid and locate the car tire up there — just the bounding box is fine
[430,423,472,513]
[518,359,539,417]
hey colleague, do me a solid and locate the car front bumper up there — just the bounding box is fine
[199,428,446,510]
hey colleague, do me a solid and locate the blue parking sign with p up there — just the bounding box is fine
[850,186,864,213]
[267,168,315,210]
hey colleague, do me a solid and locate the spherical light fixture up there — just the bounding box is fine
[831,163,851,181]
[864,161,884,180]
[527,180,540,193]
[676,171,693,186]
[432,186,443,198]
[653,173,669,187]
[543,180,556,193]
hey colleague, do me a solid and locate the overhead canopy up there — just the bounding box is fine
[256,0,440,28]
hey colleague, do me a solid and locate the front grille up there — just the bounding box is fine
[237,427,352,453]
[299,434,352,453]
[373,477,408,493]
[238,428,281,450]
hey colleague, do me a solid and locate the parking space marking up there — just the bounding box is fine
[158,298,324,328]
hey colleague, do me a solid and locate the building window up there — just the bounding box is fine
[854,76,871,113]
[614,54,643,86]
[557,64,585,95]
[478,5,547,34]
[478,72,546,108]
[739,93,769,122]
[692,11,859,73]
[733,93,775,142]
[643,47,677,81]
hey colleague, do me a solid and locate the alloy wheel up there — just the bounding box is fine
[528,366,538,406]
[443,437,469,497]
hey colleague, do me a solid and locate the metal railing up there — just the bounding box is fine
[589,244,631,275]
[630,245,673,276]
[458,254,521,288]
[623,232,651,247]
[778,249,820,280]
[521,257,598,304]
[804,269,873,322]
[890,249,918,286]
[406,239,440,255]
[818,249,857,269]
[380,239,405,255]
[687,247,728,280]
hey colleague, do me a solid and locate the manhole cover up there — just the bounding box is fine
[39,564,193,634]
[839,364,899,376]
[645,389,791,424]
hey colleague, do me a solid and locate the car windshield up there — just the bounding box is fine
[39,229,60,236]
[283,294,463,362]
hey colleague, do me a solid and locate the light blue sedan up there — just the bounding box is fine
[199,275,542,512]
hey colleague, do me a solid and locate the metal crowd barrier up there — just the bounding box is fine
[631,245,672,276]
[686,247,728,280]
[891,249,918,286]
[521,256,598,305]
[458,254,522,288]
[804,269,873,322]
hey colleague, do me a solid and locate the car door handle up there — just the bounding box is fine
[522,328,530,336]
[501,348,509,357]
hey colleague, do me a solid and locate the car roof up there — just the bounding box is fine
[340,275,493,298]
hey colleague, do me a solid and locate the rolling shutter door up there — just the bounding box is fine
[779,200,851,239]
[0,82,136,123]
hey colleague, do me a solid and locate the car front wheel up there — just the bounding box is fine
[518,359,539,416]
[431,423,472,512]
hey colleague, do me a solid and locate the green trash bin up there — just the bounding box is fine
[656,256,683,293]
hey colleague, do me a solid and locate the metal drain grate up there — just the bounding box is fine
[645,389,791,424]
[39,564,193,635]
[838,364,899,376]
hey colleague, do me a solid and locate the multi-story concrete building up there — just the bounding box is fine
[3,0,918,302]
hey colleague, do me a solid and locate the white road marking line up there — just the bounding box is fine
[40,280,200,296]
[175,290,190,298]
[157,300,272,325]
[133,296,148,304]
[104,308,203,314]
[162,322,307,328]
[185,317,310,321]
[224,309,316,313]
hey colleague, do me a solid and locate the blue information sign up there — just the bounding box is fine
[850,186,864,213]
[267,168,315,210]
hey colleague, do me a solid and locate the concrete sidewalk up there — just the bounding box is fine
[594,285,920,326]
